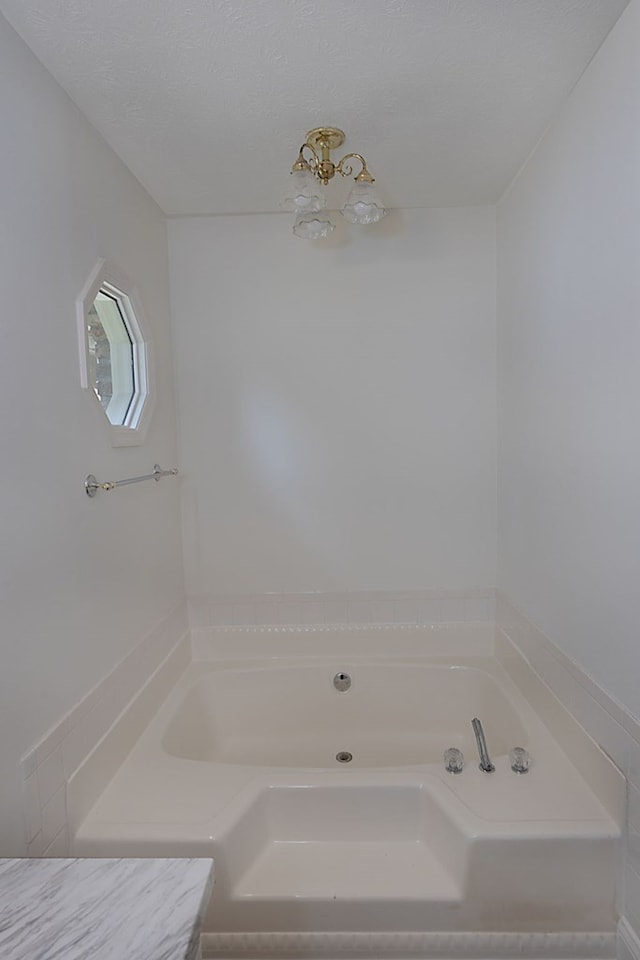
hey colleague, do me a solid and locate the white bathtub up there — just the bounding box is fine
[72,647,623,953]
[162,663,527,767]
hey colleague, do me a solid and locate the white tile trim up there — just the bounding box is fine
[202,930,616,959]
[189,589,496,630]
[191,620,495,661]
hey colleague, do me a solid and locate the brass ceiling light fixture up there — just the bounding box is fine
[282,127,386,239]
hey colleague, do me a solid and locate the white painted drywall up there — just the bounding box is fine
[0,14,184,854]
[169,208,496,597]
[497,0,640,716]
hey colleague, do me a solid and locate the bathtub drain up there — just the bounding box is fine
[336,751,353,763]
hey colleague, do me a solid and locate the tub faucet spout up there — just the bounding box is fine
[472,718,495,773]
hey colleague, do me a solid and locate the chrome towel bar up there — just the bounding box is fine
[85,464,178,497]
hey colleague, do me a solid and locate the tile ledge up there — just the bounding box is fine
[208,621,490,634]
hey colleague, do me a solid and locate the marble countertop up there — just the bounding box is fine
[0,858,214,960]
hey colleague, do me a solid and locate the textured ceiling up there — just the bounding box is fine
[0,0,629,215]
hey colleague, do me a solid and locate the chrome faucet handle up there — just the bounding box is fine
[443,747,464,774]
[510,746,531,773]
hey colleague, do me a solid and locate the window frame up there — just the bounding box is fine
[77,259,155,447]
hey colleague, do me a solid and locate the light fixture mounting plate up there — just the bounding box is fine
[306,127,345,151]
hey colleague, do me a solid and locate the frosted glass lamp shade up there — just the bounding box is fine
[341,181,386,225]
[282,169,325,212]
[293,209,335,240]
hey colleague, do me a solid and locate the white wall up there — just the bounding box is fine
[169,208,496,598]
[497,0,640,717]
[0,14,184,854]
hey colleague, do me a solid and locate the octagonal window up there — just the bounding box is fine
[87,287,136,425]
[77,261,154,446]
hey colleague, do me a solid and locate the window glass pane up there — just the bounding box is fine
[87,291,135,425]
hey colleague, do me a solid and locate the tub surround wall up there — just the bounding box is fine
[21,603,189,857]
[169,207,497,599]
[188,588,495,662]
[189,588,495,634]
[0,13,185,856]
[496,596,638,778]
[191,621,495,663]
[496,596,640,959]
[496,598,629,828]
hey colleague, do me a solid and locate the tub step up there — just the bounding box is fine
[233,840,462,900]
